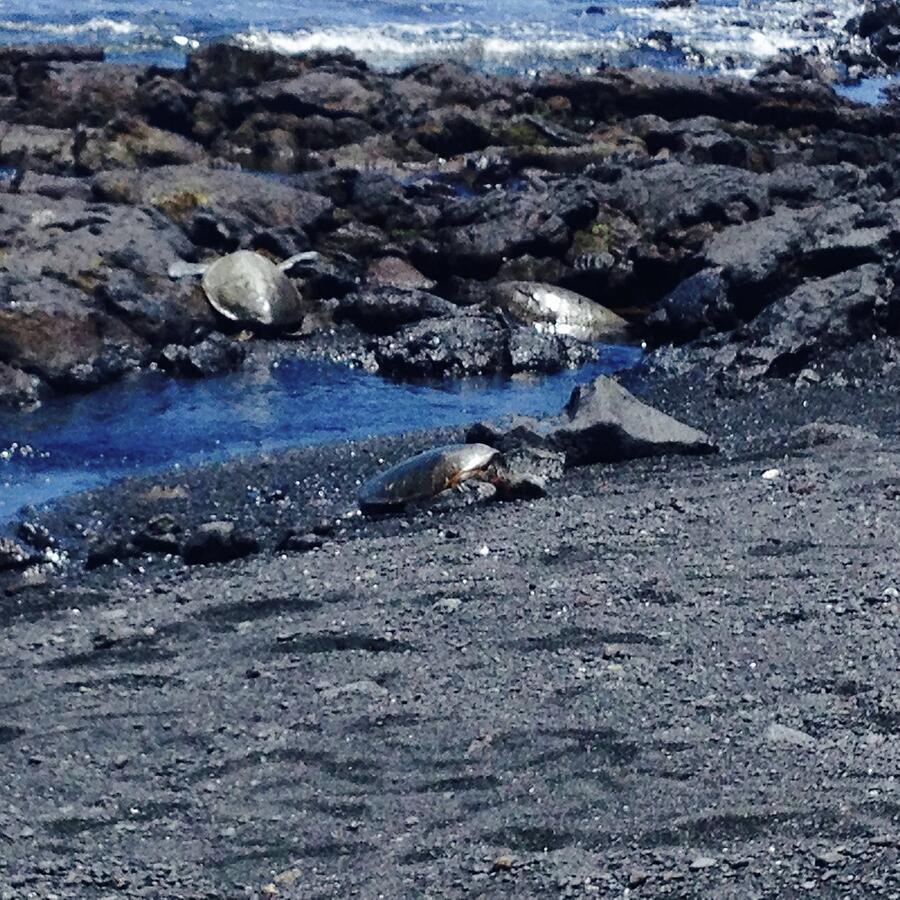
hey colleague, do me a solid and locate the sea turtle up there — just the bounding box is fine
[168,249,318,329]
[358,443,501,514]
[493,281,630,343]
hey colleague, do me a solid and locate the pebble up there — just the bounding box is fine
[761,468,782,480]
[764,722,817,749]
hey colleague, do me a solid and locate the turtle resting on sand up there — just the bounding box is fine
[358,443,545,515]
[169,249,318,329]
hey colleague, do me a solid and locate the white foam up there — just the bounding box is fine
[0,17,142,36]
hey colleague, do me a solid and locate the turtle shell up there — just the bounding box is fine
[358,443,500,513]
[201,250,305,329]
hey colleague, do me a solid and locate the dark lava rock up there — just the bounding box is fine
[335,287,459,335]
[73,117,206,174]
[645,268,732,342]
[0,361,44,409]
[433,183,595,278]
[0,123,75,174]
[0,44,104,74]
[133,514,183,555]
[256,71,379,120]
[278,532,325,553]
[182,521,259,566]
[14,62,140,129]
[375,314,509,378]
[0,537,33,571]
[468,375,716,467]
[185,43,304,92]
[92,165,333,244]
[733,264,889,378]
[0,279,148,389]
[158,335,247,378]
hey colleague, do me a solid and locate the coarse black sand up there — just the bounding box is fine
[1,364,899,898]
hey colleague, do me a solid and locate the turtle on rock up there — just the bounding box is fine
[169,249,319,330]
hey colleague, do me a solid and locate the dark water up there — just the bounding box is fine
[0,350,641,522]
[0,0,864,75]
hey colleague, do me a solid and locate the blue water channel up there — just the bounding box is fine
[0,349,641,522]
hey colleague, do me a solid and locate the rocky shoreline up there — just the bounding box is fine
[2,40,900,406]
[2,29,900,899]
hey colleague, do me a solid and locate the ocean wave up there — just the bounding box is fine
[0,16,143,36]
[234,14,854,74]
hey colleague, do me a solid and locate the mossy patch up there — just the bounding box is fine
[150,189,211,221]
[571,222,612,256]
[499,119,549,148]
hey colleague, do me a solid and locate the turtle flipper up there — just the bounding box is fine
[278,251,320,272]
[168,260,210,279]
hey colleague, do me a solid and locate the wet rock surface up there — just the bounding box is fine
[1,372,899,896]
[1,44,900,401]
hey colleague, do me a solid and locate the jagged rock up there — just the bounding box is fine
[0,537,33,570]
[0,279,148,388]
[13,172,92,201]
[100,270,215,346]
[644,268,732,342]
[434,183,594,277]
[137,75,197,135]
[335,287,458,335]
[159,335,246,378]
[0,361,44,409]
[132,514,182,554]
[0,123,75,174]
[92,165,333,246]
[734,264,889,377]
[414,106,495,156]
[375,315,509,378]
[468,375,716,467]
[73,117,206,173]
[0,44,104,74]
[185,44,304,91]
[703,201,900,319]
[256,71,379,119]
[366,256,435,291]
[14,62,140,128]
[182,521,259,565]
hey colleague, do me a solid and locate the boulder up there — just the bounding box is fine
[185,44,304,92]
[435,183,595,277]
[14,62,140,128]
[182,521,259,566]
[644,268,732,342]
[366,256,435,291]
[256,71,379,119]
[375,315,509,378]
[335,286,458,335]
[159,335,246,378]
[0,280,147,388]
[734,264,889,378]
[0,537,34,570]
[0,123,75,174]
[13,172,92,201]
[0,44,104,74]
[93,165,333,248]
[468,375,716,467]
[73,118,207,173]
[0,361,44,409]
[703,201,899,319]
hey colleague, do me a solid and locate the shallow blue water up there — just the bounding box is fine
[0,350,641,522]
[0,0,864,74]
